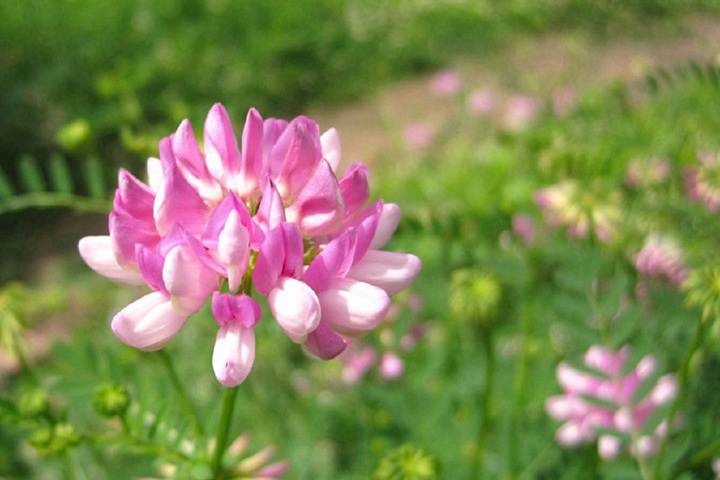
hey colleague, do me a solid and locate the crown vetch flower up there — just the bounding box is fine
[546,346,676,459]
[79,103,421,385]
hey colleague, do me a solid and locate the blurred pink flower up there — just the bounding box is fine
[503,94,539,130]
[534,181,621,242]
[684,150,720,212]
[403,122,435,149]
[79,104,422,386]
[467,89,495,115]
[379,352,404,379]
[511,213,536,245]
[634,235,687,286]
[546,346,676,459]
[431,69,461,96]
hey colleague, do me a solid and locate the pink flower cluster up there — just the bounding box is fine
[78,103,421,387]
[546,346,676,459]
[684,150,720,212]
[634,235,687,286]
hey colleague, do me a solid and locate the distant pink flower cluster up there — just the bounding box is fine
[546,346,676,459]
[634,235,687,286]
[79,104,421,387]
[684,150,720,212]
[534,181,619,242]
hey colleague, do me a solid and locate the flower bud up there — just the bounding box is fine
[93,383,131,418]
[374,444,439,480]
[18,388,50,418]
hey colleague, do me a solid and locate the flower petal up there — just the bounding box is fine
[163,244,219,315]
[268,277,321,343]
[320,127,341,172]
[78,236,144,285]
[212,321,255,387]
[338,163,369,218]
[275,117,321,200]
[318,278,391,336]
[111,292,189,351]
[346,250,421,296]
[369,203,400,249]
[153,162,211,236]
[286,159,344,236]
[304,321,347,360]
[211,292,262,328]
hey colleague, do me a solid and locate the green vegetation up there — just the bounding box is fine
[2,2,720,479]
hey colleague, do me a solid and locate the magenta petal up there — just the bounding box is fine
[109,211,160,268]
[275,117,321,200]
[268,277,321,343]
[172,119,222,202]
[255,180,286,231]
[346,250,422,296]
[286,159,344,236]
[162,244,219,315]
[350,200,383,263]
[303,230,357,292]
[253,222,303,295]
[153,162,211,236]
[212,321,255,387]
[320,127,341,172]
[136,245,168,294]
[78,236,144,285]
[317,278,391,336]
[111,292,189,351]
[236,107,264,198]
[338,163,369,218]
[305,321,347,360]
[217,210,250,291]
[204,103,242,188]
[263,118,290,180]
[211,292,262,328]
[114,169,155,221]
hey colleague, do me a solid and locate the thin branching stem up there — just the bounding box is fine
[158,349,204,439]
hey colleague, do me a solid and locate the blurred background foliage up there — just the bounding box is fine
[3,1,720,479]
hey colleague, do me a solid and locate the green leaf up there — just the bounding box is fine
[18,154,45,193]
[0,168,15,199]
[85,155,106,199]
[48,154,74,194]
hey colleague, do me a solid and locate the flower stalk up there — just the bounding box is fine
[212,386,239,478]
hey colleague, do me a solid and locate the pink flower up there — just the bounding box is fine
[684,150,720,212]
[503,94,539,130]
[546,346,676,459]
[467,89,494,115]
[634,234,687,286]
[403,123,435,150]
[79,104,421,385]
[431,69,461,96]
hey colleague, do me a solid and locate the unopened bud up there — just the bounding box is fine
[93,383,131,418]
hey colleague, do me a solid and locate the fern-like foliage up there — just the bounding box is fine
[643,59,720,93]
[0,154,112,216]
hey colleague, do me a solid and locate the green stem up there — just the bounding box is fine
[0,193,110,215]
[667,437,720,479]
[158,350,203,439]
[652,317,706,479]
[212,386,239,478]
[471,327,495,480]
[508,298,533,479]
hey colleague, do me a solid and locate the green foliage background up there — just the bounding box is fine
[2,1,720,479]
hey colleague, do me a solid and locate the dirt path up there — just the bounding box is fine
[309,13,720,168]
